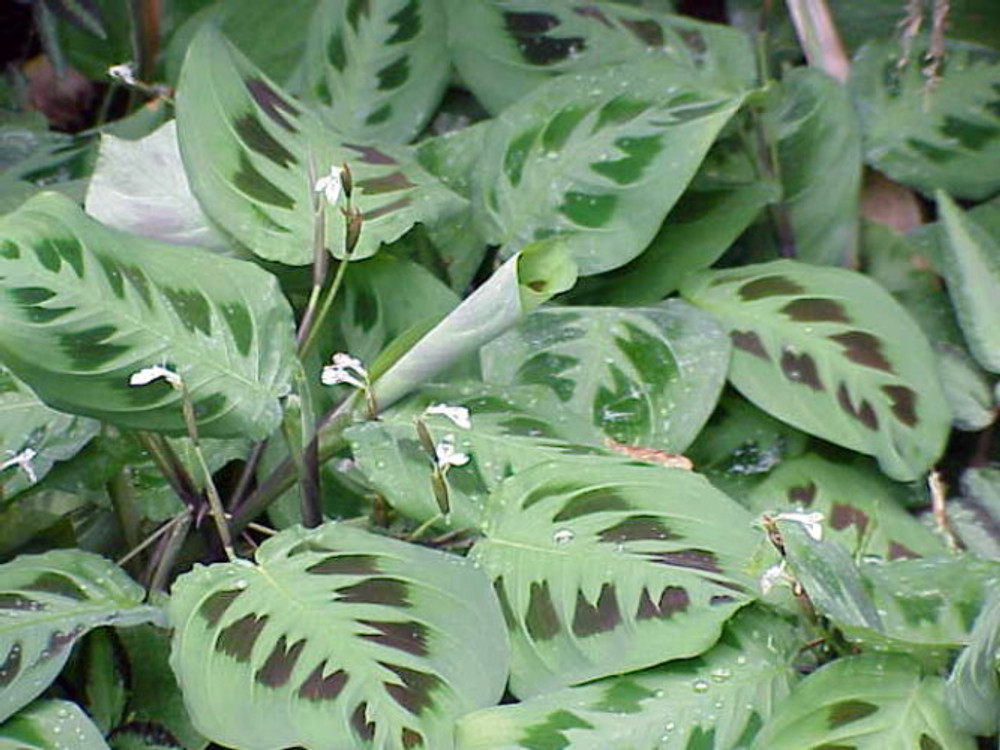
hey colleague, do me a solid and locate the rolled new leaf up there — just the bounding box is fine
[0,192,295,439]
[371,237,577,411]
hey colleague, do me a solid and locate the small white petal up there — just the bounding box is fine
[424,403,472,430]
[775,511,825,541]
[108,63,137,85]
[1,448,38,483]
[759,562,788,595]
[129,365,182,389]
[320,366,365,389]
[320,352,368,389]
[331,352,366,375]
[314,166,344,206]
[434,437,469,468]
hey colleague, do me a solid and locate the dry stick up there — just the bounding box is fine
[784,0,850,82]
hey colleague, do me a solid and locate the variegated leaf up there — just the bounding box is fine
[936,190,1000,374]
[176,26,465,264]
[303,0,449,143]
[770,68,862,266]
[0,365,99,498]
[849,37,1000,200]
[168,522,508,750]
[470,457,766,697]
[456,606,798,749]
[945,592,1000,736]
[0,699,109,750]
[749,454,943,560]
[682,260,951,481]
[474,56,743,275]
[751,654,975,749]
[446,0,755,113]
[0,550,160,723]
[347,383,607,530]
[0,193,295,439]
[480,301,730,452]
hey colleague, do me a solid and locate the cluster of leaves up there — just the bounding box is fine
[1,0,1000,747]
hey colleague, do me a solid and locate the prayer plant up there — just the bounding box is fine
[1,0,999,747]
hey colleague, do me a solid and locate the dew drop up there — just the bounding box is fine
[552,528,575,545]
[692,679,709,693]
[709,667,732,683]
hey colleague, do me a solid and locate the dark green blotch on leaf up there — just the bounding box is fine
[827,699,878,728]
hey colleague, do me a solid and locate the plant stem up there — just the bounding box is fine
[179,387,235,560]
[108,467,142,562]
[148,510,193,593]
[118,509,189,567]
[299,257,350,360]
[137,432,200,511]
[229,440,268,513]
[296,174,330,354]
[230,393,358,535]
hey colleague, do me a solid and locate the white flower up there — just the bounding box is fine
[321,352,368,389]
[774,511,825,541]
[759,561,789,595]
[1,448,38,483]
[129,365,183,389]
[434,435,469,469]
[314,165,345,206]
[108,62,137,86]
[424,403,471,430]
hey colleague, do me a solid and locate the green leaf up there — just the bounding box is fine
[949,467,1000,561]
[348,383,607,529]
[474,56,742,275]
[934,342,996,432]
[324,254,459,365]
[0,192,296,439]
[372,238,577,410]
[456,606,798,749]
[446,0,755,113]
[750,454,943,560]
[945,592,1000,735]
[849,38,1000,200]
[0,549,161,723]
[770,68,862,266]
[936,190,1000,374]
[470,457,766,697]
[682,259,951,481]
[168,522,509,750]
[117,625,207,750]
[777,519,883,632]
[851,555,1000,653]
[0,365,99,498]
[751,653,976,749]
[84,122,230,253]
[571,178,776,305]
[685,389,811,500]
[176,26,465,264]
[480,301,730,452]
[0,699,110,749]
[74,629,127,733]
[302,0,450,143]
